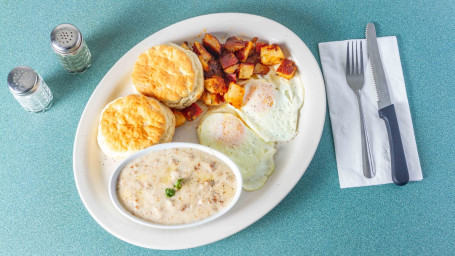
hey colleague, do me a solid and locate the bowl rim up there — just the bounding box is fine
[108,142,243,229]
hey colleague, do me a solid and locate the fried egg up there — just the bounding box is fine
[234,69,305,142]
[197,105,276,191]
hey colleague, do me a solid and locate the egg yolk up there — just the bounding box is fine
[213,115,245,146]
[243,82,275,113]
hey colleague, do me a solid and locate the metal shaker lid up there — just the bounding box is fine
[7,66,39,96]
[50,23,82,54]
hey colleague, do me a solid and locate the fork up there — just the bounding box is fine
[346,41,375,178]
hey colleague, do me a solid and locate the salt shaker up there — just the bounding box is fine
[50,23,91,73]
[7,66,53,112]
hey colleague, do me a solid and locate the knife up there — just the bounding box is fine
[366,23,409,186]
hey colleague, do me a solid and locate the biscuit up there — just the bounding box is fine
[97,94,175,158]
[131,43,204,109]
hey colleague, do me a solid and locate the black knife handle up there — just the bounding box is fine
[378,104,409,186]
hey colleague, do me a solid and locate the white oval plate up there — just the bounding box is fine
[73,13,326,250]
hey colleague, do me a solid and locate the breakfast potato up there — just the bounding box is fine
[224,36,248,52]
[192,41,212,62]
[238,63,255,79]
[181,41,191,51]
[172,110,186,127]
[202,33,222,56]
[224,82,245,108]
[255,42,267,54]
[198,55,210,72]
[180,103,203,121]
[235,41,254,62]
[200,90,224,106]
[223,64,239,74]
[276,59,297,79]
[260,44,285,65]
[194,36,296,98]
[253,63,270,75]
[204,76,228,94]
[219,52,238,69]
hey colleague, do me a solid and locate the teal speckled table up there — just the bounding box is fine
[1,1,454,255]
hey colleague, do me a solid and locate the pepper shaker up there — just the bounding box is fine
[50,23,91,73]
[7,66,53,112]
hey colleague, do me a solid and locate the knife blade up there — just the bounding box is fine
[366,23,409,186]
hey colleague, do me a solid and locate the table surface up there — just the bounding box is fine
[1,1,454,255]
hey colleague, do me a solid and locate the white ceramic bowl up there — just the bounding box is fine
[109,142,243,229]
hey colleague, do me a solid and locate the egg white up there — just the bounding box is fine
[197,105,276,191]
[234,69,305,142]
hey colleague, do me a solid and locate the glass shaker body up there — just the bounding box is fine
[51,24,91,74]
[7,66,53,112]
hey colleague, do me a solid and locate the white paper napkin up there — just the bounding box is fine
[318,36,423,188]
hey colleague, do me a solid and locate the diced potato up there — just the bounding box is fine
[192,41,212,62]
[198,55,210,72]
[223,64,239,74]
[255,42,267,54]
[235,41,254,62]
[224,82,245,108]
[204,76,228,94]
[260,44,285,65]
[238,63,255,79]
[219,52,238,69]
[253,63,270,75]
[172,110,186,127]
[180,103,203,121]
[200,90,224,106]
[202,33,222,56]
[276,59,297,79]
[224,36,248,52]
[181,41,191,51]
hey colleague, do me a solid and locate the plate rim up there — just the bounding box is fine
[73,12,326,250]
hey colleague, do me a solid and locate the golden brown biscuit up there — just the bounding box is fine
[97,94,175,158]
[131,43,204,109]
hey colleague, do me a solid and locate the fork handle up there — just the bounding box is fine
[379,104,409,186]
[356,91,375,178]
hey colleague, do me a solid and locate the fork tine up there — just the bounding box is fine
[355,41,359,74]
[351,41,355,74]
[346,41,351,75]
[360,41,364,74]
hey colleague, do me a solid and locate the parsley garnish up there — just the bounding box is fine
[165,188,176,198]
[174,178,183,190]
[165,179,183,198]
